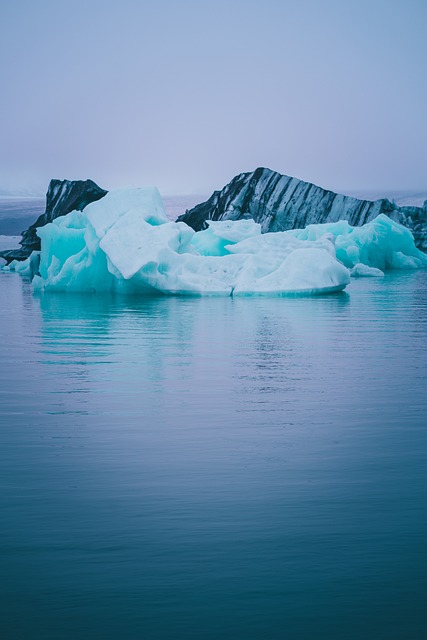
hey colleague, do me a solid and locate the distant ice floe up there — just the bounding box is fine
[5,187,427,296]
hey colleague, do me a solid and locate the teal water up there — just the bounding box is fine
[1,271,426,639]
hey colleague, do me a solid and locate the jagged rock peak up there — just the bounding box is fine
[0,178,107,263]
[45,179,108,222]
[177,167,427,251]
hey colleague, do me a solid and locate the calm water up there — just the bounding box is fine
[0,197,45,236]
[1,269,427,640]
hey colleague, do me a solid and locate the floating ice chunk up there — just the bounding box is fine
[6,251,40,277]
[27,188,426,297]
[350,263,384,277]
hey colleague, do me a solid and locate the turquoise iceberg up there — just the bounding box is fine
[7,187,424,296]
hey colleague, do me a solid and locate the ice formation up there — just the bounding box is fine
[287,215,427,270]
[178,167,427,252]
[349,264,385,278]
[5,187,427,296]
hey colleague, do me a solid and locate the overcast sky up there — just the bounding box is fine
[0,0,426,195]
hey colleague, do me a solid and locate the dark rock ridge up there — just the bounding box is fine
[0,179,107,263]
[178,168,427,252]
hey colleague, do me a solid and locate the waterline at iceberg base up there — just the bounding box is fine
[6,187,427,296]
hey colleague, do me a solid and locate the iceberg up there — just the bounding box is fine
[177,167,427,252]
[19,187,425,297]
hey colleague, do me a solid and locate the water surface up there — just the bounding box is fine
[1,271,426,639]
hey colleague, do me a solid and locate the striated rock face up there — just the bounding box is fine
[178,167,427,252]
[0,179,107,263]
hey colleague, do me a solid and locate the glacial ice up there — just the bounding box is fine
[287,215,427,270]
[6,187,425,296]
[349,264,385,278]
[3,251,40,278]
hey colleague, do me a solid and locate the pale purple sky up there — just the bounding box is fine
[0,0,426,195]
